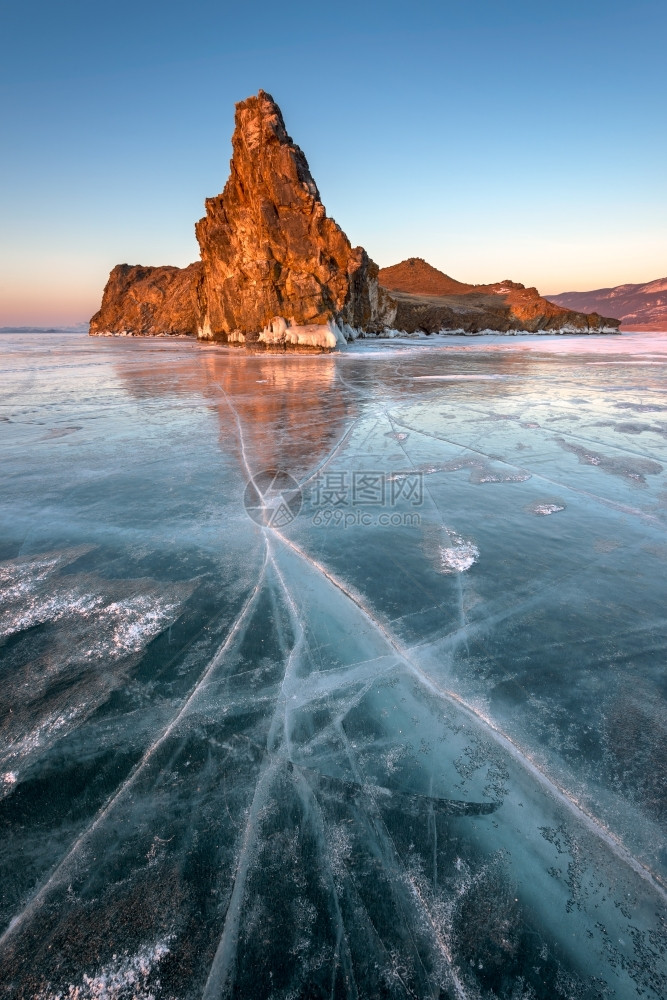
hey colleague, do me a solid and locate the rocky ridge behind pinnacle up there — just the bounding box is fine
[378,258,621,334]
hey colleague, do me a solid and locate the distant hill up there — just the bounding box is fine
[378,258,620,334]
[547,278,667,331]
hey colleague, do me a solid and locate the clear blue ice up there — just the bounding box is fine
[0,330,666,999]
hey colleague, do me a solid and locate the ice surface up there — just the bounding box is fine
[0,330,666,999]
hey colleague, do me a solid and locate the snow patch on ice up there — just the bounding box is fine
[0,553,97,638]
[439,532,479,574]
[389,457,531,486]
[530,502,566,516]
[92,596,182,658]
[556,438,663,482]
[385,744,409,774]
[4,708,83,766]
[476,470,531,484]
[34,938,171,1000]
[1,771,18,799]
[0,555,181,657]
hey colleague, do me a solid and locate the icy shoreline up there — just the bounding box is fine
[89,324,622,351]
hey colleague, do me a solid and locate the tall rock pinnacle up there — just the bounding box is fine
[195,90,393,344]
[90,90,394,348]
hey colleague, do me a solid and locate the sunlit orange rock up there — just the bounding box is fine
[195,91,394,347]
[90,91,394,349]
[89,263,202,338]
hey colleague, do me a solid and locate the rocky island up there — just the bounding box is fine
[90,91,619,347]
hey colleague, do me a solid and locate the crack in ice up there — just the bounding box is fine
[270,529,667,904]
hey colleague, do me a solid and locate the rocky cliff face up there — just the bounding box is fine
[195,91,393,345]
[547,277,667,331]
[90,263,202,338]
[379,258,621,334]
[90,91,393,348]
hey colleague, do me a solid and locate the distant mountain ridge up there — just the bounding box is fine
[378,258,620,334]
[547,278,667,331]
[0,323,89,333]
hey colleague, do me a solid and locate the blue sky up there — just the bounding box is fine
[1,0,666,324]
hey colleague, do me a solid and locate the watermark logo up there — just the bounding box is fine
[310,469,424,528]
[243,468,423,529]
[243,469,303,528]
[312,471,423,509]
[311,508,422,529]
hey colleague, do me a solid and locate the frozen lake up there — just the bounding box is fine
[0,330,666,999]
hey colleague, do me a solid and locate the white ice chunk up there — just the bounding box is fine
[259,317,339,350]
